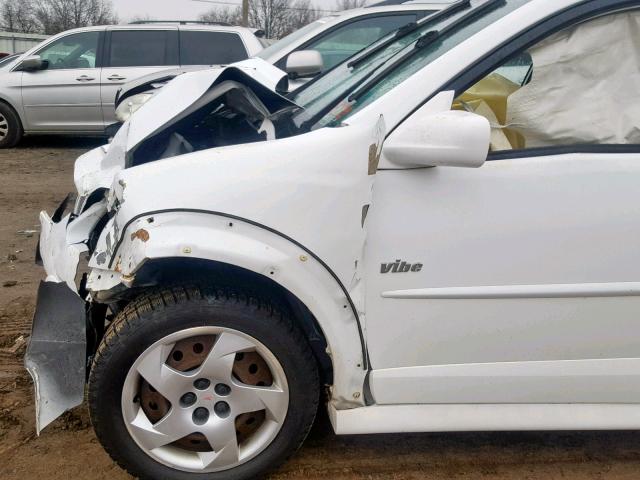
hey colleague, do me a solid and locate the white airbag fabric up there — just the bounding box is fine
[507,11,640,147]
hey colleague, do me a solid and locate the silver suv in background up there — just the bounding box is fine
[0,22,265,147]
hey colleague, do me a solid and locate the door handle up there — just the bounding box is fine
[76,75,95,82]
[107,75,127,81]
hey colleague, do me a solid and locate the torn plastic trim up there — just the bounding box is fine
[39,198,109,291]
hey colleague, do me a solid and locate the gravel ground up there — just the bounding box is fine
[2,137,640,479]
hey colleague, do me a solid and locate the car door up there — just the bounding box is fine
[365,6,640,405]
[101,28,178,125]
[21,30,104,132]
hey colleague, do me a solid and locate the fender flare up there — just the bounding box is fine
[88,209,368,408]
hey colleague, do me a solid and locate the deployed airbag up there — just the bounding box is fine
[507,11,640,147]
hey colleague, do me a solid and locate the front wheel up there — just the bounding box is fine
[0,102,22,148]
[89,285,319,480]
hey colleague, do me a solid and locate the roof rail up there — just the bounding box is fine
[367,0,451,6]
[129,20,232,26]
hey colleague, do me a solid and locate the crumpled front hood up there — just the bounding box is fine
[74,58,295,198]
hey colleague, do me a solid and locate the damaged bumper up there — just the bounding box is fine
[24,281,86,434]
[26,196,107,433]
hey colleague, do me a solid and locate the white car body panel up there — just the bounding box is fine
[370,358,640,404]
[329,403,640,434]
[33,0,640,434]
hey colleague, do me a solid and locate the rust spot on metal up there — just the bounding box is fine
[130,228,150,242]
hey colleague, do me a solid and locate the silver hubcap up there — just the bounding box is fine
[0,113,8,139]
[121,326,289,473]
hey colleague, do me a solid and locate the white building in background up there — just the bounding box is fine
[0,31,49,54]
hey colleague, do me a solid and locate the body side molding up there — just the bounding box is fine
[382,282,640,299]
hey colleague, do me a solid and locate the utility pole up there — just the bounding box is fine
[241,0,248,26]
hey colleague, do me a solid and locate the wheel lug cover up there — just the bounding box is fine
[194,378,211,390]
[192,407,209,425]
[214,383,231,396]
[180,392,197,407]
[214,401,230,418]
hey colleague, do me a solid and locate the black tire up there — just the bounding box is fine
[0,102,22,148]
[88,285,320,480]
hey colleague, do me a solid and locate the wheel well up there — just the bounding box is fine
[109,257,334,385]
[0,97,24,131]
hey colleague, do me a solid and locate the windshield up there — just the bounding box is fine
[256,17,336,61]
[290,0,529,129]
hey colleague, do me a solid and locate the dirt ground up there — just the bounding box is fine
[3,137,640,480]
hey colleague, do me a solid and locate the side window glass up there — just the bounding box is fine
[306,14,416,71]
[108,30,178,67]
[493,52,532,86]
[453,10,640,152]
[180,31,248,66]
[36,32,99,70]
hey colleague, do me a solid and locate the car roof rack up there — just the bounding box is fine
[367,0,454,6]
[129,20,232,26]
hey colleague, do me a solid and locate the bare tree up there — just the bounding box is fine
[199,7,243,26]
[281,0,320,36]
[248,0,290,38]
[0,0,39,33]
[130,14,155,23]
[1,0,117,35]
[37,0,117,34]
[335,0,367,10]
[199,0,319,39]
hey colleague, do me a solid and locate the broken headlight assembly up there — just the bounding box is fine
[114,92,155,122]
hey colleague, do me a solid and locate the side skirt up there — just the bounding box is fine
[328,403,640,434]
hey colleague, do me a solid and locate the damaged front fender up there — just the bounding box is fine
[84,116,386,408]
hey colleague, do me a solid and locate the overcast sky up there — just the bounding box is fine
[111,0,340,22]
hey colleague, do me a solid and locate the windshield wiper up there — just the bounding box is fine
[347,0,471,69]
[348,0,506,103]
